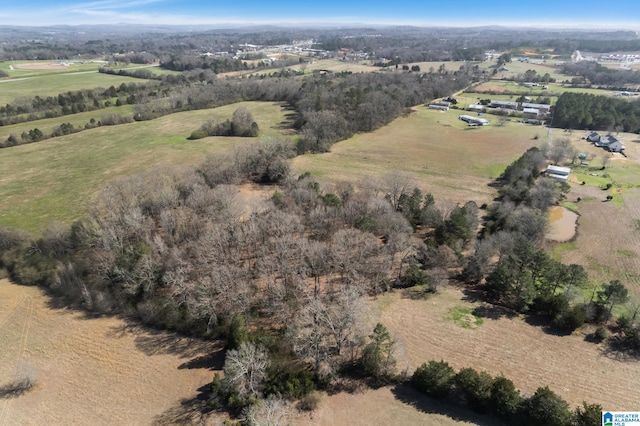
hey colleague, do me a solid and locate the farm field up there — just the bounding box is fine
[0,279,216,425]
[468,80,621,98]
[293,106,543,206]
[0,105,135,142]
[377,286,640,411]
[0,101,291,232]
[0,71,149,106]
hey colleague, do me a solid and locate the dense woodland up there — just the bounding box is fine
[553,92,640,132]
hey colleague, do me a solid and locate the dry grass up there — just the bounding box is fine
[378,286,640,410]
[0,279,218,425]
[293,106,542,206]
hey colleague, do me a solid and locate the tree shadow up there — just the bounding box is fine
[390,383,505,426]
[178,350,225,371]
[152,384,213,426]
[522,314,572,336]
[460,287,516,321]
[0,377,35,399]
[107,320,223,362]
[600,337,640,362]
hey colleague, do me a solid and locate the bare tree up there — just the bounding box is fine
[381,170,413,210]
[243,396,296,426]
[223,341,270,400]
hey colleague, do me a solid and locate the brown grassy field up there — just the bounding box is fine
[293,106,542,207]
[0,279,217,425]
[377,286,640,411]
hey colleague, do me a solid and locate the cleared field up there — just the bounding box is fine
[469,80,620,98]
[378,286,640,411]
[494,60,566,82]
[0,101,292,232]
[298,385,497,426]
[293,106,542,206]
[0,60,105,78]
[0,279,216,425]
[0,72,148,105]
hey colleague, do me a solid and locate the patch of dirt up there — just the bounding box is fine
[379,287,640,410]
[0,279,217,425]
[14,63,69,70]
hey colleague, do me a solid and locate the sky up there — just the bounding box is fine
[1,0,639,29]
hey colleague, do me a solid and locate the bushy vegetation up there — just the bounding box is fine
[411,360,601,426]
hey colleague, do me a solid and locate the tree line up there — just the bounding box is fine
[412,359,601,426]
[553,92,640,132]
[561,61,640,87]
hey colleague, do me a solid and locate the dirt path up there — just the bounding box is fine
[0,280,217,425]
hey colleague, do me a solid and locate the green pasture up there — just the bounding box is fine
[0,105,135,142]
[494,60,566,82]
[0,71,150,105]
[472,80,619,97]
[0,101,291,233]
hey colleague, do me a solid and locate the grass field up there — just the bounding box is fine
[0,279,215,425]
[0,72,149,105]
[0,105,136,142]
[468,80,621,99]
[378,287,640,411]
[494,60,566,82]
[292,106,542,206]
[0,101,292,232]
[222,59,489,79]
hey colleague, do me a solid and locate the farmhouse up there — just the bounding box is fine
[459,115,490,126]
[587,132,626,152]
[545,165,571,183]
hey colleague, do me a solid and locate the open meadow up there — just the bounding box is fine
[293,106,543,206]
[0,279,217,425]
[0,101,291,232]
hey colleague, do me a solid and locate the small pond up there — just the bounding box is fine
[546,206,578,242]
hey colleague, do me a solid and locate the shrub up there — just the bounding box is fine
[590,326,609,343]
[188,129,207,140]
[264,367,316,400]
[227,313,249,350]
[574,401,603,426]
[489,376,522,420]
[297,391,321,411]
[523,386,572,426]
[411,360,455,399]
[454,367,493,412]
[396,263,430,289]
[553,305,586,332]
